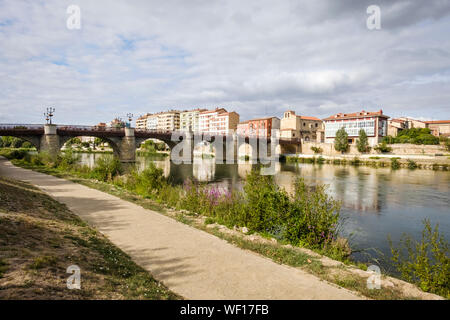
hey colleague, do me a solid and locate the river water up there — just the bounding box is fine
[79,153,450,271]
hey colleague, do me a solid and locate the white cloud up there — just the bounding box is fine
[0,0,449,125]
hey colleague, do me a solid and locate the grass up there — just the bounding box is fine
[0,176,179,300]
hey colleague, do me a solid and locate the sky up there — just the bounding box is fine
[0,0,449,125]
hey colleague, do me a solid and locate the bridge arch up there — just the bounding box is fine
[59,135,122,158]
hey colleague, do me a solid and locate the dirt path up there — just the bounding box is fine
[0,157,361,299]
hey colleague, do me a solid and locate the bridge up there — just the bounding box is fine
[0,124,302,162]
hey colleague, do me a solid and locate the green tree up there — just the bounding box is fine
[334,127,349,153]
[356,129,370,153]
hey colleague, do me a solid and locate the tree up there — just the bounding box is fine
[356,129,370,153]
[334,127,349,153]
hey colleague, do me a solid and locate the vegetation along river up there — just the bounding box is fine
[78,152,450,272]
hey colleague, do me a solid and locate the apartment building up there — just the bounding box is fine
[157,110,180,131]
[180,108,207,132]
[199,108,240,134]
[146,114,159,130]
[237,117,280,138]
[280,110,323,142]
[323,109,389,146]
[135,114,150,130]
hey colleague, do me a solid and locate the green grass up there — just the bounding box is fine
[0,175,179,300]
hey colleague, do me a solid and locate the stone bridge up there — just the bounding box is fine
[0,124,302,162]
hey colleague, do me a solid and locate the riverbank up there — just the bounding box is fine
[0,157,363,299]
[1,156,444,300]
[0,174,178,300]
[284,154,450,170]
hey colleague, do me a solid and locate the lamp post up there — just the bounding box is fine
[44,107,55,124]
[126,113,133,128]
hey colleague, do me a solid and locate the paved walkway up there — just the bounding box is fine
[0,157,360,299]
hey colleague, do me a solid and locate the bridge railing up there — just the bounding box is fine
[56,125,125,132]
[0,124,44,130]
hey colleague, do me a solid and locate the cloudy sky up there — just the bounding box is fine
[0,0,449,125]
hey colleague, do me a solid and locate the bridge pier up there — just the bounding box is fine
[119,127,136,162]
[40,124,61,158]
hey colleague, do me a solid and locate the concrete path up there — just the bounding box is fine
[0,157,361,300]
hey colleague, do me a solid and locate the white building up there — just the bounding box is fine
[323,110,389,146]
[199,108,240,135]
[146,114,159,130]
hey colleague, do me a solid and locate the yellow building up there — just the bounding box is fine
[280,110,323,142]
[180,108,207,132]
[157,110,180,131]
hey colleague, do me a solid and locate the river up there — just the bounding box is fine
[79,152,450,271]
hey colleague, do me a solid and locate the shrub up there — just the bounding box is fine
[56,150,80,170]
[334,128,349,153]
[385,128,440,145]
[90,156,123,182]
[1,149,28,160]
[243,170,290,233]
[374,142,392,153]
[390,158,401,170]
[311,146,323,154]
[407,159,418,170]
[389,220,449,298]
[283,178,341,250]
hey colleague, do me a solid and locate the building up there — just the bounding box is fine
[157,110,180,131]
[279,110,323,142]
[387,118,408,136]
[323,109,389,146]
[236,117,280,138]
[180,108,207,132]
[387,117,426,136]
[146,114,159,130]
[135,114,150,130]
[108,118,125,128]
[199,108,240,134]
[424,120,450,137]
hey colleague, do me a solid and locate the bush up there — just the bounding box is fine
[283,178,341,249]
[243,171,290,233]
[389,220,449,298]
[1,149,28,160]
[407,159,418,170]
[390,158,401,170]
[374,142,392,153]
[385,128,440,145]
[90,156,123,182]
[311,146,323,154]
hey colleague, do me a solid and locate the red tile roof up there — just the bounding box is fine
[323,109,389,121]
[299,116,321,121]
[424,120,450,124]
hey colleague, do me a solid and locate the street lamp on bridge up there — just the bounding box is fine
[44,107,55,124]
[126,113,133,128]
